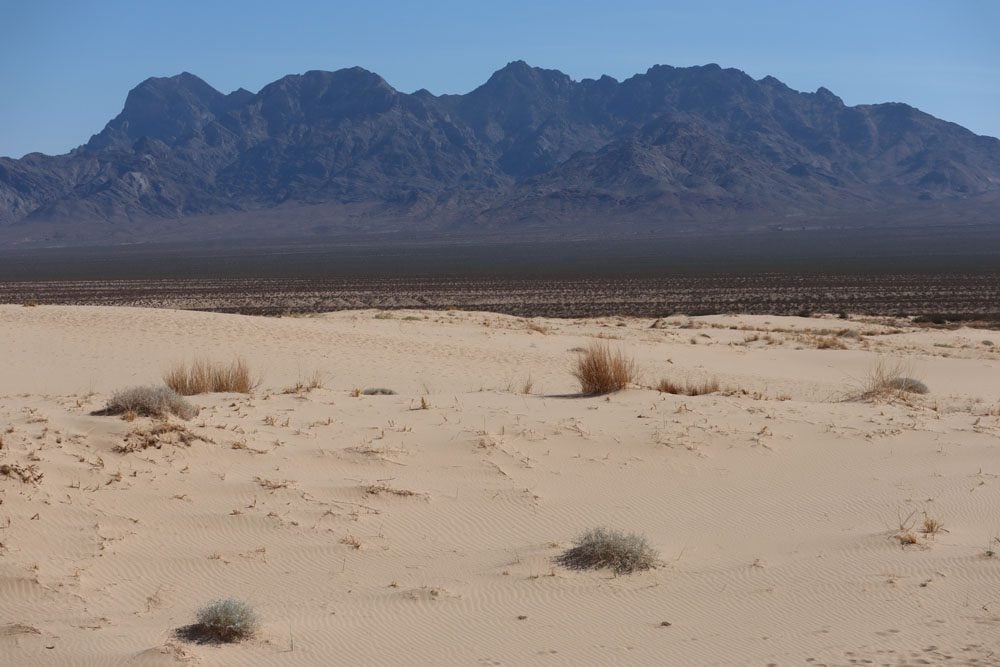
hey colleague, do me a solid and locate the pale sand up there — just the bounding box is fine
[1,305,999,665]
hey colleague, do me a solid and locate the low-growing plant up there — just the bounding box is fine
[572,343,636,395]
[655,377,720,396]
[187,598,259,643]
[886,377,928,395]
[94,386,197,420]
[556,527,659,575]
[164,358,256,395]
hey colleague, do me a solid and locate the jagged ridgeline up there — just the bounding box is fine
[2,61,999,246]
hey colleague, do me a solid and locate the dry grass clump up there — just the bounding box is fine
[525,320,551,334]
[556,527,659,575]
[814,335,847,350]
[921,513,944,536]
[95,386,197,420]
[164,358,255,395]
[184,599,258,643]
[856,358,928,402]
[655,377,720,396]
[572,343,636,395]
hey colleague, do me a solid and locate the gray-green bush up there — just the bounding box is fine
[192,598,258,642]
[556,527,659,575]
[95,385,197,420]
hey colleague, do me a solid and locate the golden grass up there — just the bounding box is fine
[572,343,636,395]
[164,358,256,395]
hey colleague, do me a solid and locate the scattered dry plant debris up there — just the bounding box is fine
[364,483,421,497]
[254,476,290,491]
[340,533,362,549]
[115,422,213,453]
[0,462,43,484]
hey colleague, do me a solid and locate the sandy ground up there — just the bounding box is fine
[1,304,999,666]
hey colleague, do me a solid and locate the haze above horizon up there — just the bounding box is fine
[1,0,997,158]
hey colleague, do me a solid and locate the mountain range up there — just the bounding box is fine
[1,61,999,247]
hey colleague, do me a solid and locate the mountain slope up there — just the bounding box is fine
[1,62,998,246]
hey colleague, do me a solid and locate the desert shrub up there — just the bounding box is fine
[655,377,720,396]
[856,358,928,401]
[164,358,255,395]
[572,343,635,395]
[557,527,658,575]
[189,598,258,643]
[95,386,196,420]
[362,387,396,395]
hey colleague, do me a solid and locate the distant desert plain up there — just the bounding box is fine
[2,304,999,665]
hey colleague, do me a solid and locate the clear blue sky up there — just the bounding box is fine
[1,0,997,158]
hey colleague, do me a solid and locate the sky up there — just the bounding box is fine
[1,0,998,158]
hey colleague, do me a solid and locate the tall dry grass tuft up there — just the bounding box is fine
[572,343,636,395]
[164,358,256,395]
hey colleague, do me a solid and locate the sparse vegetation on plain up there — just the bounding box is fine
[556,527,659,575]
[283,369,324,394]
[164,358,256,395]
[572,343,636,395]
[94,385,197,420]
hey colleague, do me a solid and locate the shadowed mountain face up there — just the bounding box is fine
[1,61,998,247]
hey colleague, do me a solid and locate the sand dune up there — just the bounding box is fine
[1,305,999,665]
